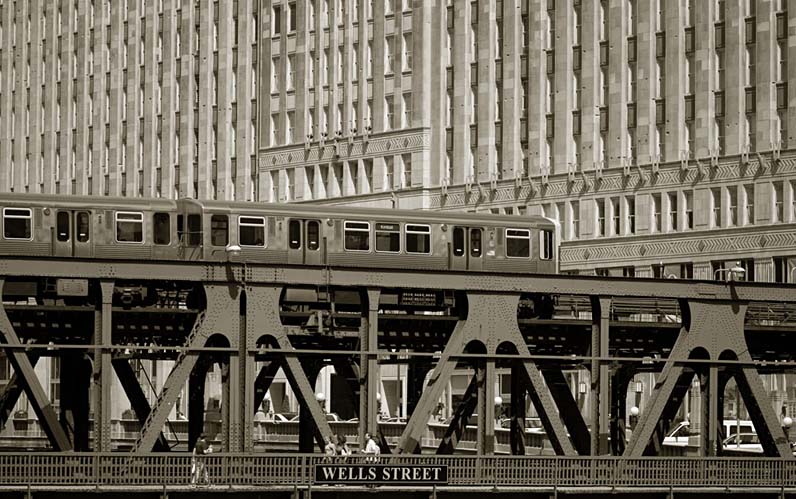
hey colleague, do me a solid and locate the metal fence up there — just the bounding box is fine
[1,453,796,488]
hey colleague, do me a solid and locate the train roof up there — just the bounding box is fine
[0,192,177,211]
[0,193,555,227]
[182,198,556,227]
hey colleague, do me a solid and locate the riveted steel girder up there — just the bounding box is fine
[0,279,71,451]
[111,358,169,452]
[133,284,240,453]
[437,375,479,454]
[624,300,794,458]
[1,258,794,303]
[397,292,577,455]
[0,353,39,432]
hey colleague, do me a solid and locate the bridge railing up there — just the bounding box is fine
[1,453,796,488]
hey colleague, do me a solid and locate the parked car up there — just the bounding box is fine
[265,413,295,423]
[663,420,756,447]
[722,433,762,454]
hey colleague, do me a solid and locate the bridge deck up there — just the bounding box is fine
[1,453,796,491]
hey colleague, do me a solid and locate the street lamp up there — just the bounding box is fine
[315,392,327,414]
[714,262,746,281]
[784,416,793,442]
[494,396,503,423]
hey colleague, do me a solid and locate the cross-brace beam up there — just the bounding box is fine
[624,299,793,458]
[132,310,209,453]
[0,279,71,451]
[437,375,478,454]
[253,360,281,415]
[0,352,39,432]
[397,293,577,455]
[112,357,169,452]
[542,368,590,455]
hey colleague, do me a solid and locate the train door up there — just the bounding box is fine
[287,219,322,265]
[451,227,483,271]
[53,210,93,258]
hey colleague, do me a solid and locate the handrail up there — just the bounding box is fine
[0,453,793,489]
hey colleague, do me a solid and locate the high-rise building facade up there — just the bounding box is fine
[0,0,259,200]
[260,0,796,280]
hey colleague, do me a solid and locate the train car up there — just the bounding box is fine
[0,193,559,274]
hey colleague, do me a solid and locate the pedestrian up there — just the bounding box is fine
[324,434,337,462]
[191,433,211,486]
[336,434,351,462]
[363,432,380,462]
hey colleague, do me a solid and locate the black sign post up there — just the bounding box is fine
[314,464,448,485]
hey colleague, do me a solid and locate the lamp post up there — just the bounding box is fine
[630,406,640,432]
[714,262,746,281]
[784,416,793,443]
[494,396,503,425]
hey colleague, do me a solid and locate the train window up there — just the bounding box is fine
[453,228,464,256]
[211,215,229,246]
[76,212,90,242]
[187,214,202,246]
[57,212,70,242]
[405,224,431,254]
[154,213,170,245]
[239,216,266,246]
[506,228,531,258]
[470,228,482,257]
[344,221,370,251]
[307,220,320,251]
[540,229,554,260]
[375,223,400,253]
[3,208,32,240]
[289,220,301,249]
[116,212,144,243]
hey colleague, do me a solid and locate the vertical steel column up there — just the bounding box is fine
[60,352,91,451]
[590,296,611,455]
[476,361,487,455]
[703,366,719,456]
[510,365,526,455]
[480,358,496,454]
[358,288,380,446]
[93,280,114,452]
[225,288,253,453]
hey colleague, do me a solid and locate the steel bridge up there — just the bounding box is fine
[0,256,796,497]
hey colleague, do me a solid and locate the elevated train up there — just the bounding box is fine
[0,193,559,307]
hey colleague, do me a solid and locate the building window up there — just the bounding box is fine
[711,188,721,227]
[272,4,281,35]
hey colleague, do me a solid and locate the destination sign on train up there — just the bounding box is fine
[314,464,448,484]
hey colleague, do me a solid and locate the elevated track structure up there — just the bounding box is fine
[0,256,796,496]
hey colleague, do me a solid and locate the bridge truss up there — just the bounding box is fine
[0,257,795,468]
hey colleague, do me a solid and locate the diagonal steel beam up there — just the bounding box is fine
[734,354,793,458]
[0,279,71,451]
[188,355,212,450]
[623,326,692,458]
[132,310,209,453]
[273,335,332,452]
[610,366,635,455]
[513,343,578,456]
[396,320,466,454]
[542,368,591,455]
[0,352,39,431]
[112,358,169,452]
[253,360,281,415]
[437,374,478,454]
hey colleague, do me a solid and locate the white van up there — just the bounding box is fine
[663,419,755,447]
